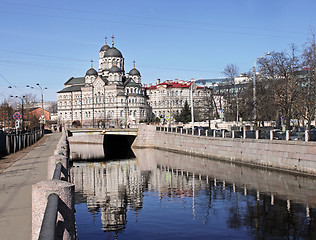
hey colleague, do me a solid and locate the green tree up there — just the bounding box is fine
[176,100,191,123]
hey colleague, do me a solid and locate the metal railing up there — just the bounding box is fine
[36,132,74,240]
[0,129,44,155]
[38,193,59,240]
[156,127,314,142]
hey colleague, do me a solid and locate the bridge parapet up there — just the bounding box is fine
[68,128,138,136]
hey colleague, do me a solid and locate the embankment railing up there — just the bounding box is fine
[156,127,313,142]
[32,131,76,240]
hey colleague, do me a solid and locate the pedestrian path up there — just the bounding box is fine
[0,132,61,240]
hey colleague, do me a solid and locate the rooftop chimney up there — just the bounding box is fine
[156,78,160,85]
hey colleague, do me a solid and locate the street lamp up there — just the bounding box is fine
[26,84,47,130]
[190,82,197,134]
[253,52,270,128]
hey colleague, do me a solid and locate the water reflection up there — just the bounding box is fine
[71,145,316,239]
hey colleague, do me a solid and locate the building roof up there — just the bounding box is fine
[57,84,84,93]
[109,66,122,73]
[104,47,123,58]
[100,44,110,52]
[146,80,202,90]
[64,77,85,86]
[128,68,141,76]
[85,67,98,76]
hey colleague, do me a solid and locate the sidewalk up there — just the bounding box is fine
[0,132,61,240]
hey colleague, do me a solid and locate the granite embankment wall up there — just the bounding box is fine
[132,125,316,176]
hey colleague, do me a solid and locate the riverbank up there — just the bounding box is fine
[133,125,316,177]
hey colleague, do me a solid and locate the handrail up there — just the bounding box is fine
[52,162,62,180]
[156,127,313,142]
[38,193,59,240]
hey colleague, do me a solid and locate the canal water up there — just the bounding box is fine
[70,144,316,239]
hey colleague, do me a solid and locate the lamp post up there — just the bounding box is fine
[10,95,25,130]
[253,52,270,128]
[190,82,196,134]
[26,84,47,130]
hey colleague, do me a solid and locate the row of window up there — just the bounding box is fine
[60,109,145,119]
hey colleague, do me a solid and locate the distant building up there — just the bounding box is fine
[145,79,216,121]
[57,36,150,128]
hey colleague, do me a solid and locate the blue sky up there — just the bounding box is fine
[0,0,315,101]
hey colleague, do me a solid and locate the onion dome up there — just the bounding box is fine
[128,61,141,76]
[85,67,98,76]
[129,68,141,76]
[104,47,123,58]
[100,44,110,52]
[100,36,110,52]
[109,66,122,73]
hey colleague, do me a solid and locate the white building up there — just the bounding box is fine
[145,79,214,122]
[57,36,150,128]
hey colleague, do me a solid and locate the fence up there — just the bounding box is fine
[32,132,76,240]
[156,127,313,142]
[0,130,44,155]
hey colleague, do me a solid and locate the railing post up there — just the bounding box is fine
[243,128,246,139]
[213,129,216,137]
[232,130,235,139]
[181,128,183,134]
[222,130,225,138]
[286,130,290,141]
[198,129,201,136]
[32,180,76,240]
[256,130,259,139]
[305,130,309,142]
[270,130,273,140]
[206,130,208,137]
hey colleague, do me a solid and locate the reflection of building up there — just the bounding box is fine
[71,160,145,231]
[57,36,149,128]
[71,146,316,238]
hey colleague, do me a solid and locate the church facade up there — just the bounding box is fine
[57,36,150,128]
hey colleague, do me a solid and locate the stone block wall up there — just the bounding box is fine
[133,125,316,176]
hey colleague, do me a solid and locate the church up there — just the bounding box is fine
[57,36,150,128]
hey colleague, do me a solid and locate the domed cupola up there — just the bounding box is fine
[85,60,98,84]
[85,67,98,76]
[128,61,142,83]
[104,47,123,58]
[109,65,122,73]
[100,37,110,52]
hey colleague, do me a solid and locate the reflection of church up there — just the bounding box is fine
[57,36,150,128]
[71,160,145,231]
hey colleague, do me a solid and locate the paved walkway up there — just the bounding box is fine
[0,132,61,240]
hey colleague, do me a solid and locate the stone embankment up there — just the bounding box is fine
[133,125,316,176]
[32,131,76,240]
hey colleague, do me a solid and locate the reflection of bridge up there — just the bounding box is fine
[68,128,137,159]
[68,128,138,136]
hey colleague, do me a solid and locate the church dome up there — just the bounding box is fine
[109,66,122,73]
[129,68,141,76]
[85,67,98,76]
[100,44,110,52]
[104,47,123,58]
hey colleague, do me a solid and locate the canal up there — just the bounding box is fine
[70,143,316,239]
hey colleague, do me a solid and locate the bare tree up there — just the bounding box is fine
[222,64,239,121]
[301,32,316,130]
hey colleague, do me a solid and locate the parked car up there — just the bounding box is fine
[309,129,316,141]
[289,132,305,141]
